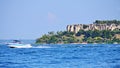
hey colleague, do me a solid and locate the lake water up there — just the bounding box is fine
[0,40,120,68]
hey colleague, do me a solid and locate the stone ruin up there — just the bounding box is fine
[67,23,120,33]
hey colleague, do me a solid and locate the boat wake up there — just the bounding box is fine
[32,46,51,48]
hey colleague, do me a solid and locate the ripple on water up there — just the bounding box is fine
[0,43,120,68]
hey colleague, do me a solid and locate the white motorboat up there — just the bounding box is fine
[6,40,32,48]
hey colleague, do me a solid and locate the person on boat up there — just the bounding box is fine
[13,40,21,44]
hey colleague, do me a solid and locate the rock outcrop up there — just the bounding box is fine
[67,23,120,33]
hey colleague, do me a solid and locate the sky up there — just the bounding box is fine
[0,0,120,39]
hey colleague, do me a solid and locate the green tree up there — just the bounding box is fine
[48,31,55,36]
[76,30,84,36]
[87,37,94,43]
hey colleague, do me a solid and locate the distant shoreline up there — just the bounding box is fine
[36,43,120,45]
[36,20,120,44]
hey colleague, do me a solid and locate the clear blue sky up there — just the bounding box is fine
[0,0,120,39]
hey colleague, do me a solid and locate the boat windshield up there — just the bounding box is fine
[13,40,21,43]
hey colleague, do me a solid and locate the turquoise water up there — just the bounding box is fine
[0,40,120,68]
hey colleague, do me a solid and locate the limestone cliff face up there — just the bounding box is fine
[67,24,83,33]
[67,23,120,33]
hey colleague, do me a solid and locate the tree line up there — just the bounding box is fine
[36,29,120,44]
[94,20,120,25]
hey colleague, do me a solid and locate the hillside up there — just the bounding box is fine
[36,20,120,44]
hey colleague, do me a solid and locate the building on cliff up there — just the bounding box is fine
[67,23,120,33]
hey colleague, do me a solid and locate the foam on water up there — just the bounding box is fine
[32,46,51,48]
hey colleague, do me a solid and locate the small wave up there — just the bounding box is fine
[32,46,51,48]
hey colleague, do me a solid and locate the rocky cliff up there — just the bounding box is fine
[67,23,120,33]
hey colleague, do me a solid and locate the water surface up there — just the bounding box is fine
[0,40,120,68]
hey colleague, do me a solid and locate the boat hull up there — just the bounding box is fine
[8,44,32,48]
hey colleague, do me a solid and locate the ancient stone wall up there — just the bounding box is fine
[67,23,120,33]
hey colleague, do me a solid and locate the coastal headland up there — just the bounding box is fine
[36,20,120,44]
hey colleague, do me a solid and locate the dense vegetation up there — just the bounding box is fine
[94,20,120,25]
[36,31,76,44]
[36,29,120,44]
[75,30,120,44]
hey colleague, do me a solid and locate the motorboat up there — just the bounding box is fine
[7,43,32,48]
[6,40,32,48]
